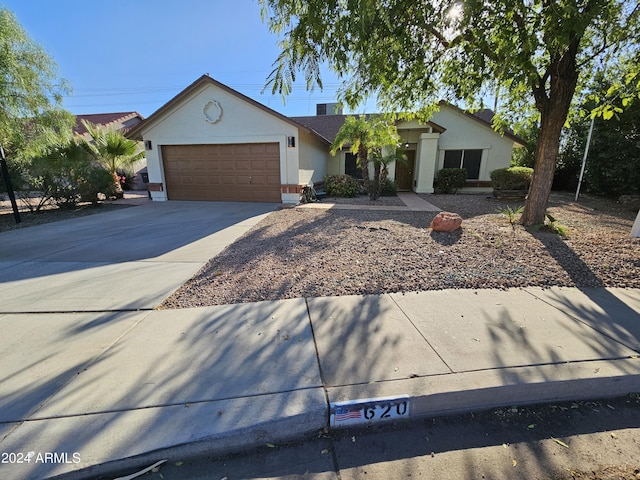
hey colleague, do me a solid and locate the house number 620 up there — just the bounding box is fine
[364,401,408,420]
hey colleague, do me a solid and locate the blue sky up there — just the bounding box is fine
[3,0,363,118]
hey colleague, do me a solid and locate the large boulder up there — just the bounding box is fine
[430,212,463,232]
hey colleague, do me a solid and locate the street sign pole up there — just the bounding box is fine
[0,144,21,224]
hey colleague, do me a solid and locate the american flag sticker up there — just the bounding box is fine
[335,407,362,422]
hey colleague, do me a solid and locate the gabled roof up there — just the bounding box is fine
[74,112,144,136]
[125,75,329,144]
[439,101,525,145]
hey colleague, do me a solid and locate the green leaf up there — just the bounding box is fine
[551,437,569,448]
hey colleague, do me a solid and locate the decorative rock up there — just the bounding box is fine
[430,212,463,232]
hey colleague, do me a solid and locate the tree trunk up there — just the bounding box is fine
[376,166,388,200]
[358,145,370,195]
[520,111,565,225]
[521,45,579,226]
[371,161,382,200]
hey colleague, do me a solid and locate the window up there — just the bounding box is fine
[345,153,362,178]
[443,149,483,179]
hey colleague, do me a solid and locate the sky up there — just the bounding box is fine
[2,0,368,119]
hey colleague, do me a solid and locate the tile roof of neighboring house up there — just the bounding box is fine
[74,112,144,136]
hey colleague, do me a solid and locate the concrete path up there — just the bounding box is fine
[296,192,441,212]
[1,200,639,479]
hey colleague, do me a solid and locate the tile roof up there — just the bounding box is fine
[73,112,144,136]
[290,114,447,144]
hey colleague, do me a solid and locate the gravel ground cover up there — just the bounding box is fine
[162,192,640,308]
[322,195,406,206]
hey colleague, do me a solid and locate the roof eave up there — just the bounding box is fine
[125,75,329,145]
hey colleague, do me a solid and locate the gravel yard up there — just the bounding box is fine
[162,192,640,308]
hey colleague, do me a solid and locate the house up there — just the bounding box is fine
[126,75,523,203]
[73,112,145,139]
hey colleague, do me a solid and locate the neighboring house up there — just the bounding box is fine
[73,112,145,139]
[126,75,523,203]
[74,112,148,190]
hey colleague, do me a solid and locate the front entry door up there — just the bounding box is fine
[395,151,415,191]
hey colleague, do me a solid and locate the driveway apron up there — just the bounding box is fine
[0,201,277,312]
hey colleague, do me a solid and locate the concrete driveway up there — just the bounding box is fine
[0,201,278,312]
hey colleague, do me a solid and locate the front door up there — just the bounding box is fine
[395,151,415,191]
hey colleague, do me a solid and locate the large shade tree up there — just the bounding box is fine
[0,7,73,222]
[259,0,640,225]
[0,8,72,154]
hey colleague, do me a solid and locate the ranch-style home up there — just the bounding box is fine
[126,75,524,203]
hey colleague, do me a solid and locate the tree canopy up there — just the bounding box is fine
[260,0,640,224]
[0,8,73,158]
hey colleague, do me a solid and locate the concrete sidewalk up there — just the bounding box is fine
[1,287,639,480]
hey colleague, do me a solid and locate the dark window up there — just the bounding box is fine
[442,149,483,180]
[463,149,482,179]
[345,153,362,178]
[443,150,463,169]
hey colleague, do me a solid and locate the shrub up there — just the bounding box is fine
[116,168,136,191]
[434,168,467,194]
[490,166,534,190]
[324,174,361,197]
[380,178,398,196]
[79,167,117,204]
[20,140,116,209]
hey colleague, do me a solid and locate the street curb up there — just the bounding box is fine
[4,389,327,480]
[41,360,640,479]
[327,358,640,427]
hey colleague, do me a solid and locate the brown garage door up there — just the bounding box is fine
[162,143,281,202]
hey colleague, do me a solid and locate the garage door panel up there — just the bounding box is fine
[162,143,281,202]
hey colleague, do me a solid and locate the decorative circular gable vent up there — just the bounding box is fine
[203,100,223,124]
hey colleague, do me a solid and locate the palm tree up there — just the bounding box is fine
[330,115,400,199]
[80,120,145,198]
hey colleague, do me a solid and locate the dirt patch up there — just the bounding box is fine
[162,192,640,308]
[0,202,132,233]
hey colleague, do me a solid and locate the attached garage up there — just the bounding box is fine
[126,75,330,204]
[162,143,281,202]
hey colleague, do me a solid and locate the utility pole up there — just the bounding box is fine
[575,116,595,202]
[0,144,21,224]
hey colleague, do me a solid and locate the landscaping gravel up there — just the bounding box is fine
[162,192,640,308]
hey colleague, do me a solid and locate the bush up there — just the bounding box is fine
[324,175,361,197]
[116,168,136,191]
[490,166,534,190]
[435,168,467,194]
[79,167,116,204]
[380,178,398,196]
[19,140,115,209]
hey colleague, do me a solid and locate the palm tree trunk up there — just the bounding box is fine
[358,145,370,195]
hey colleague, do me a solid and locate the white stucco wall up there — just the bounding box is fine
[137,81,301,201]
[431,106,516,182]
[298,130,330,186]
